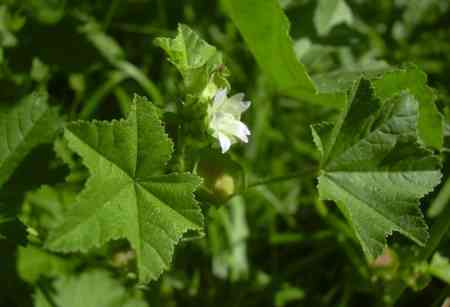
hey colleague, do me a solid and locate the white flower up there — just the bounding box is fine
[208,88,251,153]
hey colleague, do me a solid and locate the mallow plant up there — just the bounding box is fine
[1,0,449,306]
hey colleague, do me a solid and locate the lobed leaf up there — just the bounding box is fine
[313,79,442,260]
[155,24,225,94]
[46,96,203,283]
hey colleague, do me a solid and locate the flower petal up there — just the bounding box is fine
[209,89,252,153]
[213,88,228,108]
[214,113,250,143]
[232,121,251,143]
[218,132,232,153]
[222,93,251,118]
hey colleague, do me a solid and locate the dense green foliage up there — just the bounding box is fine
[0,1,449,306]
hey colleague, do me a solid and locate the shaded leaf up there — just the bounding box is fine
[314,79,441,260]
[34,270,147,307]
[0,91,61,189]
[22,185,77,233]
[17,245,76,284]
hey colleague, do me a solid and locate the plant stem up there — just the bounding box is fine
[174,99,186,172]
[175,124,186,172]
[246,166,317,189]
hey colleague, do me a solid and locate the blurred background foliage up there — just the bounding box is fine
[0,0,449,306]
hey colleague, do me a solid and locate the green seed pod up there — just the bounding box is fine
[196,150,244,205]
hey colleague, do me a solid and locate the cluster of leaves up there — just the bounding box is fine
[1,0,450,307]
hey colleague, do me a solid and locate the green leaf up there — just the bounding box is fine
[0,91,61,189]
[223,0,344,107]
[155,24,226,94]
[373,66,443,150]
[0,5,25,48]
[46,96,203,283]
[314,0,353,36]
[25,0,65,24]
[315,66,443,150]
[34,270,148,307]
[313,65,392,94]
[22,185,77,233]
[17,245,76,284]
[428,253,450,284]
[274,284,305,307]
[313,79,442,261]
[223,0,314,94]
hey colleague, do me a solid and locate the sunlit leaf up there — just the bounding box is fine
[46,96,203,283]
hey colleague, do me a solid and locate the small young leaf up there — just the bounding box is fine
[34,270,148,307]
[313,79,442,261]
[155,24,225,94]
[0,91,61,189]
[46,96,203,283]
